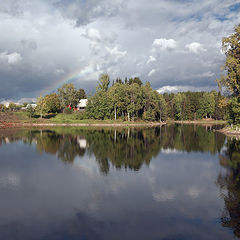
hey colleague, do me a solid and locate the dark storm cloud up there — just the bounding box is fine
[53,0,127,26]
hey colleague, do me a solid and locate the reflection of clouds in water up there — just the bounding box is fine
[187,186,201,199]
[0,172,20,188]
[153,190,176,202]
[148,169,176,202]
[74,156,99,175]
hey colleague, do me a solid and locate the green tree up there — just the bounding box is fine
[219,24,240,96]
[76,88,86,100]
[26,105,35,118]
[227,97,240,125]
[109,82,126,120]
[57,83,78,109]
[36,96,47,118]
[86,74,112,120]
[97,73,110,92]
[44,93,61,113]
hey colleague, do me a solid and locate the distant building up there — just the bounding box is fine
[26,103,37,109]
[77,99,88,111]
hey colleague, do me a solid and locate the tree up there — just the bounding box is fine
[57,83,78,109]
[218,24,240,96]
[86,74,112,120]
[76,88,86,101]
[0,104,5,112]
[109,83,126,120]
[36,95,47,118]
[97,73,110,92]
[44,93,61,113]
[8,102,18,111]
[227,97,240,125]
[26,105,35,118]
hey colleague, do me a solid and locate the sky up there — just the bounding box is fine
[0,0,240,102]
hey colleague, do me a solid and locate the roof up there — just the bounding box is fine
[77,99,88,108]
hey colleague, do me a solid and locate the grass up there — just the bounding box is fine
[8,111,227,126]
[14,111,30,120]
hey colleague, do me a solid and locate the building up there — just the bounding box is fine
[77,99,88,111]
[26,103,37,109]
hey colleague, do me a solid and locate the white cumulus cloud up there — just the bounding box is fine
[106,46,127,60]
[186,42,207,54]
[147,55,156,64]
[153,38,177,51]
[84,28,102,42]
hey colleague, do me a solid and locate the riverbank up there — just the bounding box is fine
[217,127,240,136]
[170,120,226,124]
[0,112,227,129]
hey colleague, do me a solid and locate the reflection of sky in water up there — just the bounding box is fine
[0,134,234,240]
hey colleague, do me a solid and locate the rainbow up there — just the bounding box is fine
[41,69,83,96]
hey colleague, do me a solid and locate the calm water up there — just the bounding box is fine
[0,124,239,240]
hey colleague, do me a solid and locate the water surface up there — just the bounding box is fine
[0,124,239,239]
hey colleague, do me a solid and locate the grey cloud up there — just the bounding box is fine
[54,0,127,26]
[21,39,37,50]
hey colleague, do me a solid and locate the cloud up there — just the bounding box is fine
[83,28,102,42]
[106,46,127,60]
[153,38,177,51]
[157,85,217,94]
[148,69,156,77]
[157,86,178,93]
[55,0,127,26]
[186,42,207,54]
[0,52,22,64]
[147,56,156,64]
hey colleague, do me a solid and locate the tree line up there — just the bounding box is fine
[85,74,227,121]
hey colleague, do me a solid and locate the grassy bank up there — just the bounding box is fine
[0,111,227,128]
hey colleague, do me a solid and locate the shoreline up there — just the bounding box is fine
[217,127,240,137]
[0,119,226,129]
[0,121,167,129]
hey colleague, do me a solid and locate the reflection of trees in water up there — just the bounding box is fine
[217,138,240,238]
[0,125,226,173]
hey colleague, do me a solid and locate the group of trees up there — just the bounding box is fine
[163,91,228,121]
[86,74,167,121]
[85,74,227,121]
[36,84,86,118]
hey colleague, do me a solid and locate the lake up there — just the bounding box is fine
[0,124,239,240]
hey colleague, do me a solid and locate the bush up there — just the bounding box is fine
[63,108,73,114]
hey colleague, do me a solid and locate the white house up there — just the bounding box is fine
[77,99,88,111]
[26,103,37,109]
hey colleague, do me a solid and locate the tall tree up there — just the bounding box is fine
[57,83,78,109]
[36,95,47,118]
[44,93,61,113]
[76,88,86,100]
[218,24,240,96]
